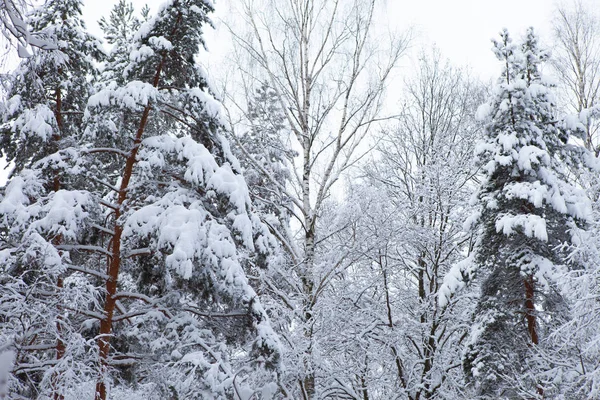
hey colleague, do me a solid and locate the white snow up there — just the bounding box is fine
[207,164,250,213]
[149,36,173,51]
[516,145,548,171]
[502,181,547,208]
[189,88,227,127]
[128,44,155,64]
[438,255,475,308]
[476,102,493,121]
[14,104,56,141]
[0,350,15,399]
[495,213,548,241]
[88,81,159,111]
[0,170,43,232]
[29,190,92,241]
[497,132,518,153]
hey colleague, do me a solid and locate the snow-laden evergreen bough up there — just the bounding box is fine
[0,0,281,399]
[439,28,593,398]
[0,0,59,56]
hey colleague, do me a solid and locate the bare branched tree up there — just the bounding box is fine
[365,49,483,399]
[552,0,600,154]
[227,0,410,397]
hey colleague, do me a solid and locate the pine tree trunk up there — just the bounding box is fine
[524,276,539,346]
[94,102,153,400]
[94,48,168,400]
[524,275,544,398]
[93,9,185,396]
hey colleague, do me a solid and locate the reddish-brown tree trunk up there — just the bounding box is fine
[94,100,154,400]
[524,276,539,346]
[93,14,179,397]
[524,276,544,398]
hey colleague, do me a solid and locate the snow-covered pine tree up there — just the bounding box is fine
[0,1,102,398]
[1,0,280,398]
[440,28,591,398]
[1,0,102,174]
[98,0,150,85]
[98,0,149,49]
[85,0,280,398]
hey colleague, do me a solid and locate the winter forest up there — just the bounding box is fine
[3,0,600,398]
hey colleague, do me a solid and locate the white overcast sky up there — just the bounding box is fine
[79,0,594,80]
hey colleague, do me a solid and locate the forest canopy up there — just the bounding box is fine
[1,0,600,399]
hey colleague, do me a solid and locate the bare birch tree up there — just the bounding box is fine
[227,0,410,397]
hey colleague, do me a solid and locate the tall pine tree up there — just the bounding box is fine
[1,0,281,398]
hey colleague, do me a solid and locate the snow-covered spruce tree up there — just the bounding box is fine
[439,28,591,398]
[1,0,281,398]
[0,0,102,398]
